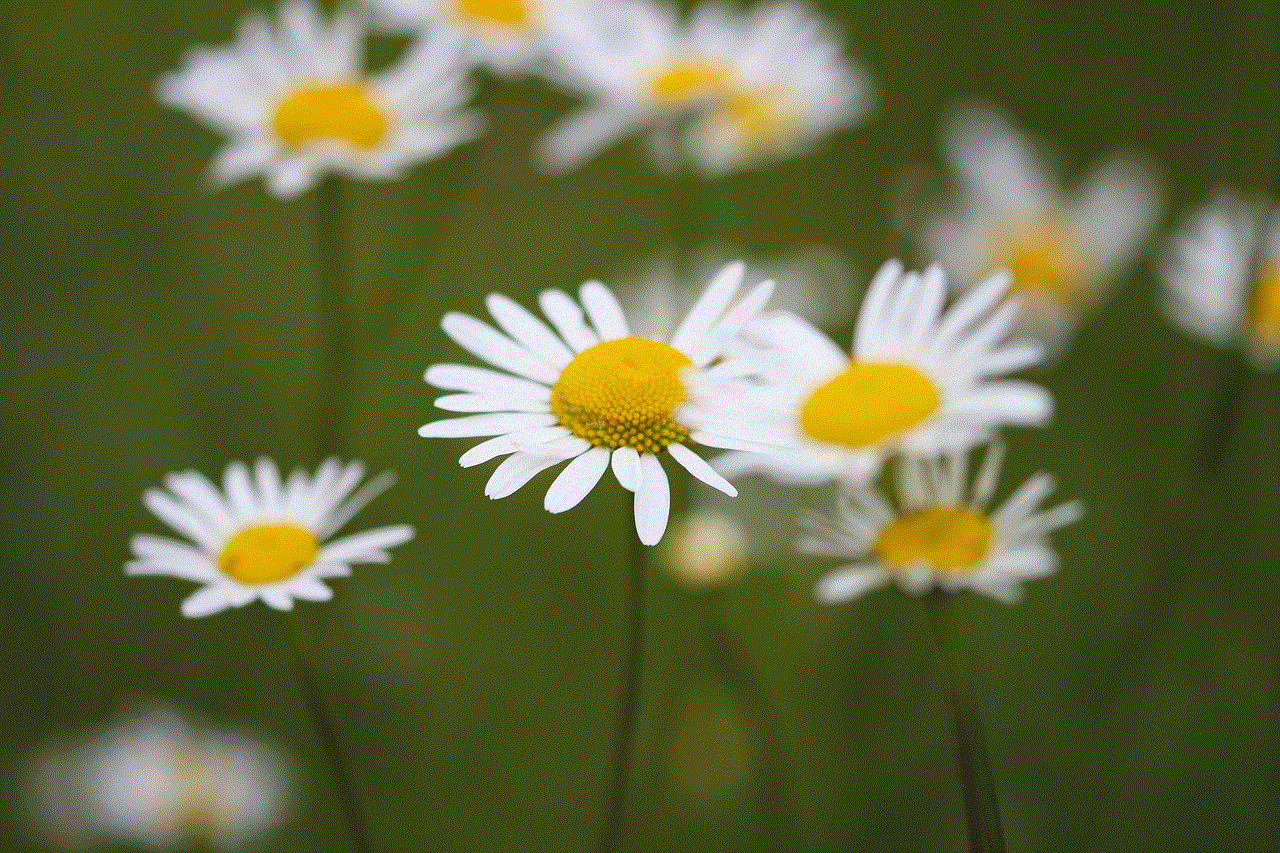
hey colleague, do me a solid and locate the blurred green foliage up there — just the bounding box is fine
[2,1,1279,851]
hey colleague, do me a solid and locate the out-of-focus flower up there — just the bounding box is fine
[1161,191,1280,368]
[536,0,869,174]
[682,260,1050,486]
[128,458,414,617]
[157,0,482,197]
[367,0,568,75]
[664,511,747,588]
[921,104,1159,354]
[419,262,774,545]
[615,245,853,340]
[804,444,1082,604]
[29,708,290,851]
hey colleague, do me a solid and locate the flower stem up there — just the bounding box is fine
[314,175,352,458]
[280,612,373,853]
[923,593,1005,853]
[597,521,648,853]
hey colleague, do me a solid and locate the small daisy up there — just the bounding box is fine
[157,0,482,198]
[921,104,1159,353]
[367,0,566,75]
[682,1,872,175]
[682,260,1052,486]
[802,445,1082,604]
[419,262,775,545]
[128,458,414,618]
[664,511,747,589]
[1161,191,1280,368]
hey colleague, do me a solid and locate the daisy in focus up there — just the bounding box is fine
[367,0,565,75]
[683,260,1051,486]
[128,458,414,617]
[157,0,482,198]
[1161,191,1280,368]
[921,104,1159,353]
[803,445,1082,604]
[536,0,869,174]
[419,262,774,545]
[29,708,289,852]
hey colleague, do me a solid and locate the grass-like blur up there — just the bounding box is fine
[3,1,1279,850]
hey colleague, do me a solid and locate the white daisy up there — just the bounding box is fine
[367,0,567,75]
[1160,191,1280,368]
[663,511,747,589]
[128,458,414,618]
[681,1,873,175]
[921,103,1159,354]
[682,259,1052,486]
[418,262,775,545]
[29,708,289,852]
[803,444,1083,605]
[157,0,482,198]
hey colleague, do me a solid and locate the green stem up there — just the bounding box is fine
[314,175,351,458]
[280,612,373,853]
[923,594,1005,853]
[597,521,647,853]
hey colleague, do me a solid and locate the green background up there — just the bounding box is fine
[3,1,1279,850]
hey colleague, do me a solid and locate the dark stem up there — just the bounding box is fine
[1194,345,1250,477]
[597,521,648,853]
[314,175,351,458]
[280,612,374,853]
[923,594,1005,853]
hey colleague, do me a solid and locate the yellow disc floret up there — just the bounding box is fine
[1249,264,1280,334]
[272,84,388,149]
[987,220,1091,302]
[800,362,939,449]
[647,58,731,104]
[550,337,693,453]
[874,507,992,575]
[217,524,319,585]
[456,0,530,27]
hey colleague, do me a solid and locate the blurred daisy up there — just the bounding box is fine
[367,0,565,75]
[682,260,1051,485]
[1161,191,1280,368]
[922,104,1159,353]
[664,511,747,589]
[157,0,482,197]
[29,708,289,851]
[536,0,868,173]
[128,458,414,617]
[804,444,1082,604]
[419,262,774,545]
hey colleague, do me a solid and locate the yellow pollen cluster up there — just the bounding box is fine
[217,524,318,585]
[550,337,693,453]
[647,58,732,104]
[988,220,1090,302]
[800,362,940,449]
[874,507,992,574]
[456,0,530,27]
[272,83,388,149]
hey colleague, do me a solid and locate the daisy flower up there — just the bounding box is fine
[682,260,1052,486]
[418,262,775,545]
[157,0,482,198]
[367,0,566,75]
[802,444,1083,604]
[664,511,747,589]
[128,458,414,618]
[1160,191,1280,368]
[921,103,1159,353]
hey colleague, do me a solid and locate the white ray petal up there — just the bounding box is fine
[633,453,671,546]
[814,566,888,604]
[580,281,630,340]
[484,293,575,369]
[544,446,611,512]
[611,446,641,491]
[669,261,745,357]
[538,289,601,352]
[419,412,557,438]
[442,312,560,384]
[666,443,736,496]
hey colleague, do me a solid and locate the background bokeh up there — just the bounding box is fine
[3,1,1279,850]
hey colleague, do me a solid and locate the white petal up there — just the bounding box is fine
[223,461,259,522]
[484,453,565,500]
[611,446,641,491]
[852,259,905,357]
[253,458,284,519]
[419,412,557,438]
[484,293,575,368]
[814,566,888,604]
[260,588,295,610]
[181,586,234,618]
[289,578,335,602]
[457,426,571,468]
[579,281,630,340]
[538,289,600,352]
[424,363,552,399]
[686,279,776,366]
[633,453,671,546]
[433,393,551,413]
[534,105,648,173]
[143,489,218,549]
[441,312,560,384]
[318,525,414,564]
[666,443,736,496]
[670,261,744,357]
[543,446,611,513]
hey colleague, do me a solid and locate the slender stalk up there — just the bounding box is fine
[922,593,1005,853]
[597,521,648,853]
[314,175,352,458]
[280,612,374,853]
[1194,345,1250,477]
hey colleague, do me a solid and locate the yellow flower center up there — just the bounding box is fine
[799,362,939,449]
[1249,264,1280,334]
[647,58,731,104]
[271,84,388,149]
[456,0,530,27]
[717,90,795,154]
[874,507,992,574]
[988,221,1090,302]
[217,524,318,585]
[550,336,692,453]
